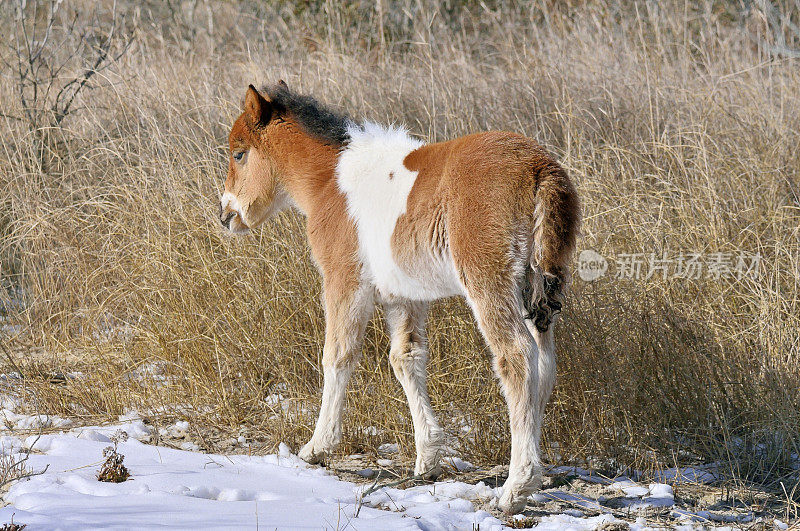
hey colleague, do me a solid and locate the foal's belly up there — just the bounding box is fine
[363,246,464,301]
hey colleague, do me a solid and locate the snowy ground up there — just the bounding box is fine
[0,417,610,531]
[0,404,790,530]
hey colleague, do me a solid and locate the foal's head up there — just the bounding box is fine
[219,84,290,233]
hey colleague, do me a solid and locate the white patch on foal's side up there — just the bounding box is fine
[336,122,432,299]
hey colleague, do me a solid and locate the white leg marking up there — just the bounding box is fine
[496,334,542,514]
[299,365,354,462]
[527,323,556,419]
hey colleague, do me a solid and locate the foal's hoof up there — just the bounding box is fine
[298,441,329,464]
[414,461,442,480]
[414,437,445,480]
[498,488,530,515]
[498,470,542,514]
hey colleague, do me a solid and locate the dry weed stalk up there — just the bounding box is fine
[0,433,49,503]
[0,515,27,531]
[96,430,130,483]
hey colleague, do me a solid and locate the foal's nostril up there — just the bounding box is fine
[221,212,236,228]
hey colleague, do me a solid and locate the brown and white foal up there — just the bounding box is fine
[219,83,579,514]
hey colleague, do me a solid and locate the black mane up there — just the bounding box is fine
[264,84,352,147]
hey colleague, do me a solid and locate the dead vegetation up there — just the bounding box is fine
[0,0,798,518]
[0,431,49,498]
[96,430,130,483]
[0,517,27,531]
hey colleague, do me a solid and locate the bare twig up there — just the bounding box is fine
[0,434,49,492]
[4,0,134,132]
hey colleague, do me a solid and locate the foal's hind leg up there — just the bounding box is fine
[299,282,373,464]
[528,325,556,424]
[384,299,444,478]
[463,277,543,514]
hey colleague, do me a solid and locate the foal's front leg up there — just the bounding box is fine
[299,283,373,463]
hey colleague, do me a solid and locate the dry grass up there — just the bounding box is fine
[0,0,798,501]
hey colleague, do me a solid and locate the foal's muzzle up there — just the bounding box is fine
[221,211,236,229]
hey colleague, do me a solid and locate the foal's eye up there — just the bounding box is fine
[232,150,245,162]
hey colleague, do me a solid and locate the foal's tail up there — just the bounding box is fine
[523,163,580,333]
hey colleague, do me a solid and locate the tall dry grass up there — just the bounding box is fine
[1,0,798,493]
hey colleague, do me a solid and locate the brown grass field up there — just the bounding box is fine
[1,0,799,515]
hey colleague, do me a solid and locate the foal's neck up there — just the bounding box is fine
[268,121,341,215]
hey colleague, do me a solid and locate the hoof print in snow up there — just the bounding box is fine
[97,431,131,483]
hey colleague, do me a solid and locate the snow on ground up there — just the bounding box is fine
[0,405,786,530]
[0,416,652,531]
[0,418,507,530]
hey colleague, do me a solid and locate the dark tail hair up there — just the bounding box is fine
[523,165,580,332]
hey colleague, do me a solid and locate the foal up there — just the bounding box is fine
[219,82,579,514]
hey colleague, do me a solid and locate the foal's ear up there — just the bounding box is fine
[244,84,271,126]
